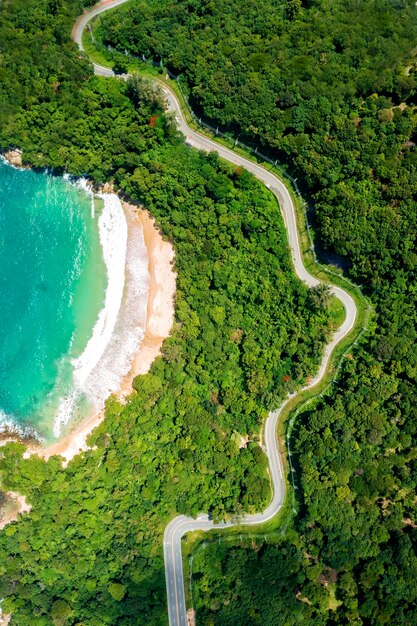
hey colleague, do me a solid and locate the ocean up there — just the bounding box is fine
[0,159,149,441]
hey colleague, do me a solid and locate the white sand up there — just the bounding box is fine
[0,492,31,530]
[35,205,176,463]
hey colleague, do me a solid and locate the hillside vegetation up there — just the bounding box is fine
[0,0,332,623]
[97,0,417,623]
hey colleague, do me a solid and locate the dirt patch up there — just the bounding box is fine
[0,491,32,530]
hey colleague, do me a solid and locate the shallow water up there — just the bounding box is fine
[0,160,149,441]
[0,159,106,438]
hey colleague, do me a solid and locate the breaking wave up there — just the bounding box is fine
[0,409,43,442]
[53,194,149,437]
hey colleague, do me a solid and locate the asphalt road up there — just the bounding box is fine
[72,5,358,625]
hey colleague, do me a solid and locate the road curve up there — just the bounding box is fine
[72,5,358,625]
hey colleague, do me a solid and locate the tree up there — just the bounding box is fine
[112,54,128,75]
[309,284,331,311]
[51,599,72,626]
[126,73,165,110]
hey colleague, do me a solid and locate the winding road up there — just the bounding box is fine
[73,4,358,625]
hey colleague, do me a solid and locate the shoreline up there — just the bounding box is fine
[36,203,176,462]
[119,205,176,391]
[0,154,176,462]
[0,202,175,464]
[1,149,25,169]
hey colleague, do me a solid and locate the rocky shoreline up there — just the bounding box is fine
[0,431,39,448]
[2,149,26,168]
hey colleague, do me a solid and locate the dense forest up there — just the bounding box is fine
[96,0,417,623]
[0,0,333,623]
[98,0,417,285]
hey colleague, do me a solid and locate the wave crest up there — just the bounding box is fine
[53,195,149,437]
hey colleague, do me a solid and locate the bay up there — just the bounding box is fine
[0,159,106,438]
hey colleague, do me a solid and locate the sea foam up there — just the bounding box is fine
[0,161,149,440]
[0,409,43,442]
[76,177,95,218]
[73,193,128,387]
[53,194,149,437]
[81,205,149,407]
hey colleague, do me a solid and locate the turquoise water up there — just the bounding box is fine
[0,159,106,438]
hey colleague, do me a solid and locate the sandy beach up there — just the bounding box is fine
[31,203,176,463]
[0,491,31,531]
[120,206,176,387]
